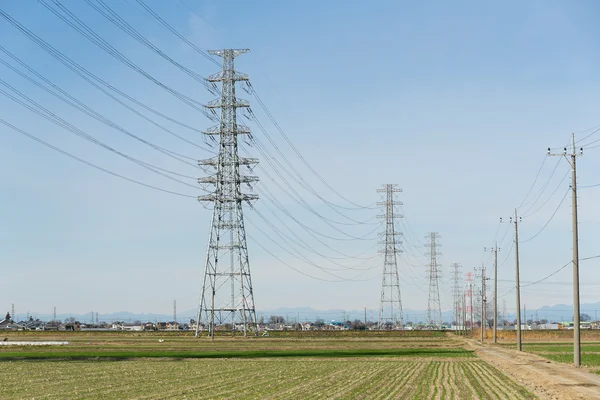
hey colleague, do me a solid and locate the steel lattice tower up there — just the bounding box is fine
[376,184,403,330]
[195,49,258,339]
[450,263,462,328]
[426,232,442,329]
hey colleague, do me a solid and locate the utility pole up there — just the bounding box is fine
[53,306,56,322]
[11,304,14,321]
[508,211,522,351]
[502,299,506,330]
[377,184,404,330]
[173,300,177,323]
[548,134,583,367]
[196,49,259,339]
[466,273,474,334]
[463,291,467,336]
[426,233,442,329]
[485,244,500,343]
[477,263,488,343]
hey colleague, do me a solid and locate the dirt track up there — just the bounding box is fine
[465,339,600,399]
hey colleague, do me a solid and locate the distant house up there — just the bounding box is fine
[166,322,179,330]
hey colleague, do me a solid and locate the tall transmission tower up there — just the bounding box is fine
[450,263,462,328]
[425,232,442,329]
[196,49,258,339]
[376,184,404,330]
[173,300,177,323]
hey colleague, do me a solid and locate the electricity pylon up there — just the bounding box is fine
[426,232,442,329]
[195,49,258,339]
[450,263,462,330]
[376,184,403,330]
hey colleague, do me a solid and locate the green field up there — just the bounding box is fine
[505,342,600,370]
[0,332,534,399]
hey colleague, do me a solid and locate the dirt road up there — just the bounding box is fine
[465,339,600,399]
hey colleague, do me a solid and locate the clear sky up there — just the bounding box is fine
[1,0,600,320]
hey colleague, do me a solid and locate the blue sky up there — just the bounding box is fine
[1,0,600,321]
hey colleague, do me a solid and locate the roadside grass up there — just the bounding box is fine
[533,353,600,367]
[503,341,600,369]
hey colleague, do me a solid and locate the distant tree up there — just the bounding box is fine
[350,319,366,330]
[581,314,591,322]
[313,319,325,329]
[540,319,548,324]
[258,315,264,325]
[526,319,533,325]
[64,317,76,324]
[269,315,285,324]
[5,312,10,321]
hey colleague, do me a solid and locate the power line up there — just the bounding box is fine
[0,15,213,149]
[1,118,196,198]
[521,189,569,244]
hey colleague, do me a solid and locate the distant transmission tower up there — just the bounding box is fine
[450,263,462,328]
[376,184,404,329]
[173,300,177,323]
[426,232,442,328]
[196,49,258,339]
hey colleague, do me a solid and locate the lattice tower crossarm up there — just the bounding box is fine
[426,232,442,329]
[195,49,258,339]
[376,184,404,330]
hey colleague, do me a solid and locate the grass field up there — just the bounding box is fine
[0,332,534,399]
[503,341,600,372]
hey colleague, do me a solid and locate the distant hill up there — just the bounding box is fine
[9,301,600,323]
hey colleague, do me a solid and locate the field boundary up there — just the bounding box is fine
[465,339,600,400]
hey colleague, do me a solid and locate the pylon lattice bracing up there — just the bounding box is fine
[426,232,442,329]
[376,184,403,329]
[195,49,258,338]
[451,263,462,327]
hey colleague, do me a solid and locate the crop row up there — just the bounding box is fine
[0,358,532,399]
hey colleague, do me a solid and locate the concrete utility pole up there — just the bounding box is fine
[470,282,474,334]
[513,210,522,351]
[493,244,498,343]
[463,291,467,336]
[479,263,487,343]
[502,211,522,351]
[548,134,583,367]
[485,244,499,343]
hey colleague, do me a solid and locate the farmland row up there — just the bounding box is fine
[0,358,533,399]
